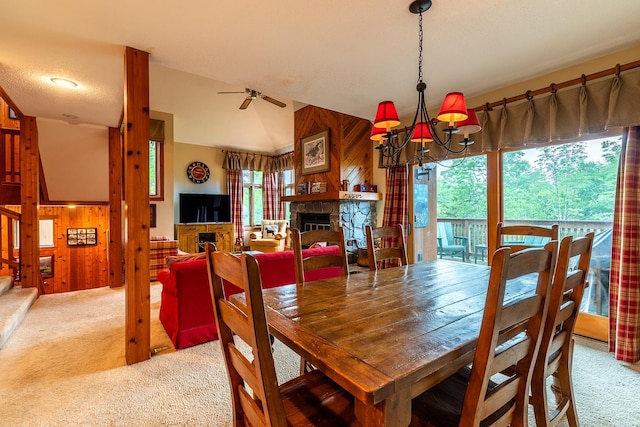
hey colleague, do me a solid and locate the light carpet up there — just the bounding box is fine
[0,283,638,426]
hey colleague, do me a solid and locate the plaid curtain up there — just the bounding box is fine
[277,171,287,220]
[609,126,640,363]
[263,172,277,220]
[380,165,409,268]
[227,169,244,244]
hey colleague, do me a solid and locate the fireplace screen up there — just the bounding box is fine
[299,213,331,232]
[197,232,217,252]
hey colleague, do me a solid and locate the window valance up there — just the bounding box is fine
[149,119,164,142]
[223,150,294,173]
[425,65,640,159]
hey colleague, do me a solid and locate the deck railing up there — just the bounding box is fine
[438,218,611,260]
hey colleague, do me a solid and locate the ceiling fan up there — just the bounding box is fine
[217,88,287,110]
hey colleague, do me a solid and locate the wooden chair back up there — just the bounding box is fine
[365,224,408,270]
[532,233,594,427]
[204,243,287,427]
[497,222,559,253]
[291,228,349,286]
[460,242,557,427]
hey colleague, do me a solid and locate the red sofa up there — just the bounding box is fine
[157,246,343,349]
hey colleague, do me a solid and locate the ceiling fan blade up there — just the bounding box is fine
[217,91,246,94]
[239,97,253,110]
[262,95,286,108]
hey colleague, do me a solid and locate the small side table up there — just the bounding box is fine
[474,244,488,264]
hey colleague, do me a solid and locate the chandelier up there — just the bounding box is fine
[371,0,481,167]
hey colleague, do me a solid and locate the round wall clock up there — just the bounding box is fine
[186,161,210,184]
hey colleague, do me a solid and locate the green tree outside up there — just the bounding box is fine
[436,137,622,221]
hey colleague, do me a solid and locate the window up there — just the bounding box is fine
[149,139,164,200]
[502,137,620,222]
[13,218,55,248]
[281,169,295,221]
[243,170,263,227]
[502,135,622,319]
[437,157,488,220]
[435,156,488,263]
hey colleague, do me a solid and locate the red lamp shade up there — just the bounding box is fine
[370,125,387,142]
[374,101,401,130]
[436,92,468,125]
[410,122,433,142]
[455,109,481,137]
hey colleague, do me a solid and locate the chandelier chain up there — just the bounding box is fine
[418,11,423,85]
[372,1,479,169]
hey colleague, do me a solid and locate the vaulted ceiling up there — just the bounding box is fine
[2,0,640,154]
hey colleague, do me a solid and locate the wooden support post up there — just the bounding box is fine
[123,47,151,364]
[486,150,502,264]
[20,116,39,291]
[108,127,123,288]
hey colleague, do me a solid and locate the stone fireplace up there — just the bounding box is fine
[290,199,377,254]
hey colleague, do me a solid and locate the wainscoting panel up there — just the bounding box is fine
[7,206,110,294]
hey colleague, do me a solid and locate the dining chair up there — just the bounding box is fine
[497,222,559,253]
[291,227,349,286]
[365,224,408,270]
[411,241,557,427]
[531,233,594,427]
[204,243,360,427]
[291,227,349,373]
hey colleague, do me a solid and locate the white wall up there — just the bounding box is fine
[38,118,109,202]
[172,142,227,227]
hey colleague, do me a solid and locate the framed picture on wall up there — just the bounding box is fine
[39,255,54,278]
[67,228,98,246]
[301,130,330,175]
[150,204,157,228]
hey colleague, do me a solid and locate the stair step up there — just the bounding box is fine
[0,275,13,297]
[0,286,38,349]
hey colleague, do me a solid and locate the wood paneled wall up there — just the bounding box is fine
[0,98,20,130]
[6,206,110,294]
[294,105,373,191]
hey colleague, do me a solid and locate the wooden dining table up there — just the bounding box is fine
[233,259,536,426]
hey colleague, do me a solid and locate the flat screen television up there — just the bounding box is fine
[179,193,231,223]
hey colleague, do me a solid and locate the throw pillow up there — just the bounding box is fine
[166,252,206,267]
[308,241,327,248]
[263,224,280,238]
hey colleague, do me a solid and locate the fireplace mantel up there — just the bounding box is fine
[282,191,382,203]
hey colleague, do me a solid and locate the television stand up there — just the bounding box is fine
[175,223,234,253]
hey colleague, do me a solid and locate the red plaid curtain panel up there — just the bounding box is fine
[381,165,409,268]
[277,171,287,220]
[382,164,409,228]
[263,172,277,220]
[227,169,244,244]
[609,126,640,363]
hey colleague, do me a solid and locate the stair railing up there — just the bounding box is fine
[0,206,20,279]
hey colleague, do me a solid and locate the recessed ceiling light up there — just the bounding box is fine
[50,78,78,88]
